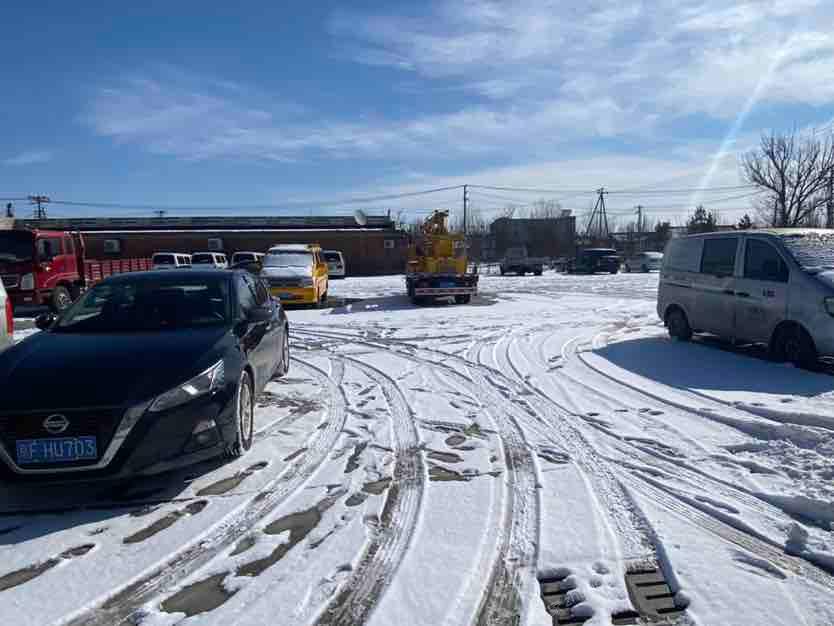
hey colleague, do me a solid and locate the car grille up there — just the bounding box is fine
[1,274,19,288]
[0,408,123,468]
[267,277,304,288]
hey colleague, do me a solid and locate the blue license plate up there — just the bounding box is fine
[16,437,98,464]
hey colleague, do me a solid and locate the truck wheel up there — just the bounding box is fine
[625,264,631,273]
[500,267,505,275]
[51,286,73,313]
[462,294,471,304]
[454,295,466,304]
[534,269,542,276]
[641,264,648,272]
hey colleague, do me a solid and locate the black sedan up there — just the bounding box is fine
[0,269,289,481]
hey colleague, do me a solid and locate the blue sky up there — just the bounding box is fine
[2,1,833,224]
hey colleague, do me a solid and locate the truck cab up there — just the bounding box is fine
[0,228,82,312]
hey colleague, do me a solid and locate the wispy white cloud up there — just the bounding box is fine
[3,150,53,166]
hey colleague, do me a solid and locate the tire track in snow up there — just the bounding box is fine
[556,330,834,586]
[484,331,654,561]
[295,328,541,626]
[312,353,424,626]
[65,357,346,626]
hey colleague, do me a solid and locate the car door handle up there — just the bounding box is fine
[736,292,750,298]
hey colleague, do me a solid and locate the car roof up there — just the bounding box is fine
[268,243,319,252]
[103,269,236,284]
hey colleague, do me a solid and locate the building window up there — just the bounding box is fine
[384,239,396,249]
[103,239,122,254]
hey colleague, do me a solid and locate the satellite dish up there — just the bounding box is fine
[354,209,368,226]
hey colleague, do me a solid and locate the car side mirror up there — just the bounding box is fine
[247,306,272,323]
[35,312,56,330]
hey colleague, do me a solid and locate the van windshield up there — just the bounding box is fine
[153,255,175,265]
[192,254,215,264]
[781,234,834,272]
[264,252,312,268]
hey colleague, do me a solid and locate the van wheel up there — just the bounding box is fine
[772,325,818,370]
[641,264,648,272]
[51,286,73,312]
[666,308,692,342]
[226,370,254,458]
[625,264,631,273]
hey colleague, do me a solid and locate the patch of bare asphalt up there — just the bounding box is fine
[0,544,95,592]
[426,450,464,464]
[196,461,269,497]
[235,490,344,578]
[257,390,322,417]
[123,500,208,545]
[160,573,233,618]
[344,441,369,474]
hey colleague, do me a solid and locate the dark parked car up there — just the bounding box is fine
[0,269,289,481]
[567,248,620,274]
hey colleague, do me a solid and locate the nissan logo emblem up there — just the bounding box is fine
[43,414,70,435]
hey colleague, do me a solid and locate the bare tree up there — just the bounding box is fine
[528,199,562,219]
[742,130,834,227]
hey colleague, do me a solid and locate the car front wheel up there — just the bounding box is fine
[226,370,254,458]
[275,327,290,378]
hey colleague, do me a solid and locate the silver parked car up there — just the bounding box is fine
[657,229,834,369]
[625,251,663,272]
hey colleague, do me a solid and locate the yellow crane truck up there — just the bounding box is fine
[405,210,479,305]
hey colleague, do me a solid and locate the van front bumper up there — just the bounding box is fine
[270,286,317,304]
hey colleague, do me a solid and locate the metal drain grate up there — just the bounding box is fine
[537,572,639,625]
[624,567,687,620]
[537,565,686,625]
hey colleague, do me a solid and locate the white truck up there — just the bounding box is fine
[499,246,546,276]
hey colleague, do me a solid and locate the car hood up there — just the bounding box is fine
[0,327,231,411]
[261,266,312,278]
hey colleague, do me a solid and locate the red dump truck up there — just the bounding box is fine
[0,227,152,312]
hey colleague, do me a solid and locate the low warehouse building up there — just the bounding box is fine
[17,215,407,276]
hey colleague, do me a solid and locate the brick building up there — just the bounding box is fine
[17,215,407,276]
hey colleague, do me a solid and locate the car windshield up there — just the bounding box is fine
[192,254,215,264]
[0,231,34,264]
[781,234,834,272]
[54,276,231,332]
[264,251,312,268]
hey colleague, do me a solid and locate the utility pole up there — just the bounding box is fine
[584,187,610,242]
[634,205,644,233]
[463,184,469,235]
[28,195,50,220]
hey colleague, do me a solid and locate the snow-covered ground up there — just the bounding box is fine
[6,271,834,625]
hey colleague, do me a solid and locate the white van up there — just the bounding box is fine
[192,252,228,269]
[625,251,663,273]
[231,251,265,266]
[323,250,346,279]
[152,252,192,270]
[658,229,834,368]
[0,279,12,350]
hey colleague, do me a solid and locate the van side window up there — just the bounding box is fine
[744,239,789,283]
[666,238,702,272]
[701,238,738,276]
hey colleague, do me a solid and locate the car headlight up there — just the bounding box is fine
[20,273,34,290]
[300,277,314,287]
[149,360,225,413]
[825,297,834,317]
